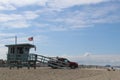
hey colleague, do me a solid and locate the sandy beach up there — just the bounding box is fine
[0,67,120,80]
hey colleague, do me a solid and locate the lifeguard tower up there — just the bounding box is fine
[5,43,75,69]
[5,43,37,69]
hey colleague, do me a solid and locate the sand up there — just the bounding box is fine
[0,67,120,80]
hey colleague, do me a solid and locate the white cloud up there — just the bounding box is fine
[47,0,108,9]
[0,11,39,22]
[0,10,39,28]
[0,14,17,22]
[45,2,120,30]
[23,11,39,20]
[0,0,16,10]
[0,0,110,11]
[0,0,47,10]
[0,33,15,37]
[2,21,29,28]
[0,3,16,10]
[10,0,39,7]
[0,0,119,30]
[84,52,92,57]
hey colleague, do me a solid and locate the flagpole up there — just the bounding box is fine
[15,36,17,44]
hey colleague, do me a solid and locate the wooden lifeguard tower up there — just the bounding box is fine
[5,43,74,69]
[5,43,37,69]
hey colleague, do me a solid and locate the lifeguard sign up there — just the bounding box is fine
[5,43,37,69]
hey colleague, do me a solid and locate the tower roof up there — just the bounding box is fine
[5,43,35,48]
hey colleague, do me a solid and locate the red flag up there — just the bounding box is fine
[28,37,33,41]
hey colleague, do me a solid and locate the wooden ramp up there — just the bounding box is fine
[37,55,69,69]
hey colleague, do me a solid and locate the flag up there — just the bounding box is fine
[28,37,33,41]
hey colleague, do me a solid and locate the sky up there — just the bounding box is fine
[0,0,120,66]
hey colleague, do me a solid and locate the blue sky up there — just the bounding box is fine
[0,0,120,65]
